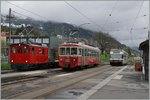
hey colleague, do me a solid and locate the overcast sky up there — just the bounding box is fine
[1,1,149,47]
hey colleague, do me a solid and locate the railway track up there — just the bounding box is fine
[1,68,62,86]
[2,65,114,99]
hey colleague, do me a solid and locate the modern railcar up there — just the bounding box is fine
[109,49,128,66]
[58,42,101,70]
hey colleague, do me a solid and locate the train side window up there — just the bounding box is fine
[82,49,84,56]
[78,48,82,55]
[66,48,70,55]
[32,48,34,54]
[12,46,16,53]
[84,49,87,56]
[87,49,89,56]
[86,49,88,56]
[18,45,22,53]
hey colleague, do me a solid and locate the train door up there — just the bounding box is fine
[82,48,86,65]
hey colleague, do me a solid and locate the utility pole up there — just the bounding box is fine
[148,1,150,98]
[49,33,51,62]
[8,8,12,63]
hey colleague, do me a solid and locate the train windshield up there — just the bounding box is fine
[110,54,122,59]
[71,48,77,55]
[60,48,65,55]
[60,47,79,55]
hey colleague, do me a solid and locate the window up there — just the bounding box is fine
[42,48,44,54]
[24,46,29,53]
[82,49,84,56]
[78,48,82,55]
[87,49,91,56]
[12,46,16,53]
[66,48,70,55]
[32,48,34,54]
[71,48,77,55]
[60,48,65,55]
[18,45,22,53]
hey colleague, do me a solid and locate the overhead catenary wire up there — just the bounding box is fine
[104,27,148,31]
[106,14,148,24]
[102,0,119,32]
[129,0,145,39]
[120,37,148,41]
[5,1,49,21]
[12,10,33,19]
[64,1,104,32]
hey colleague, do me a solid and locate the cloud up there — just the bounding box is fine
[1,1,149,47]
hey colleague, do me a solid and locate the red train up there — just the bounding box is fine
[10,41,53,70]
[58,42,101,70]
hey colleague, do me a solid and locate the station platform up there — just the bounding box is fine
[79,65,149,99]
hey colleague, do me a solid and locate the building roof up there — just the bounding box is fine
[139,39,149,50]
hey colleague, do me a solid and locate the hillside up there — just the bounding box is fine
[1,16,134,54]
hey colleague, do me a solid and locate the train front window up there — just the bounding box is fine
[24,46,29,53]
[110,54,122,59]
[12,46,16,53]
[66,48,70,55]
[18,45,22,53]
[71,48,77,55]
[60,48,65,55]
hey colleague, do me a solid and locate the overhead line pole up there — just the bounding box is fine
[8,8,12,63]
[148,1,150,98]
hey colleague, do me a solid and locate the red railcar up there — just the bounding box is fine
[58,42,101,70]
[10,42,49,70]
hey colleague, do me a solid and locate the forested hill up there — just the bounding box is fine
[2,16,133,54]
[1,17,93,38]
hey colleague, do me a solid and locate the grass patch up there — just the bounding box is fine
[100,54,110,62]
[1,63,11,70]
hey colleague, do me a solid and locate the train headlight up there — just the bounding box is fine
[11,60,13,62]
[73,59,76,61]
[60,59,62,61]
[73,58,77,62]
[26,60,28,63]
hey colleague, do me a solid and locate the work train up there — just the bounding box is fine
[109,49,128,66]
[10,41,101,70]
[59,42,101,70]
[10,41,58,70]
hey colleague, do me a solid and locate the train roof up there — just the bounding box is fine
[59,42,100,51]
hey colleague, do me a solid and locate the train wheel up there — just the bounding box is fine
[76,66,83,70]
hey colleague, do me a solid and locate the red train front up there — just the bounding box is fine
[10,42,48,70]
[58,42,101,70]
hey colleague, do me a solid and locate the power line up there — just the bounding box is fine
[5,1,49,21]
[104,27,148,32]
[129,0,144,36]
[120,37,147,41]
[12,10,32,19]
[103,0,119,32]
[64,1,104,32]
[128,0,144,45]
[107,14,148,24]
